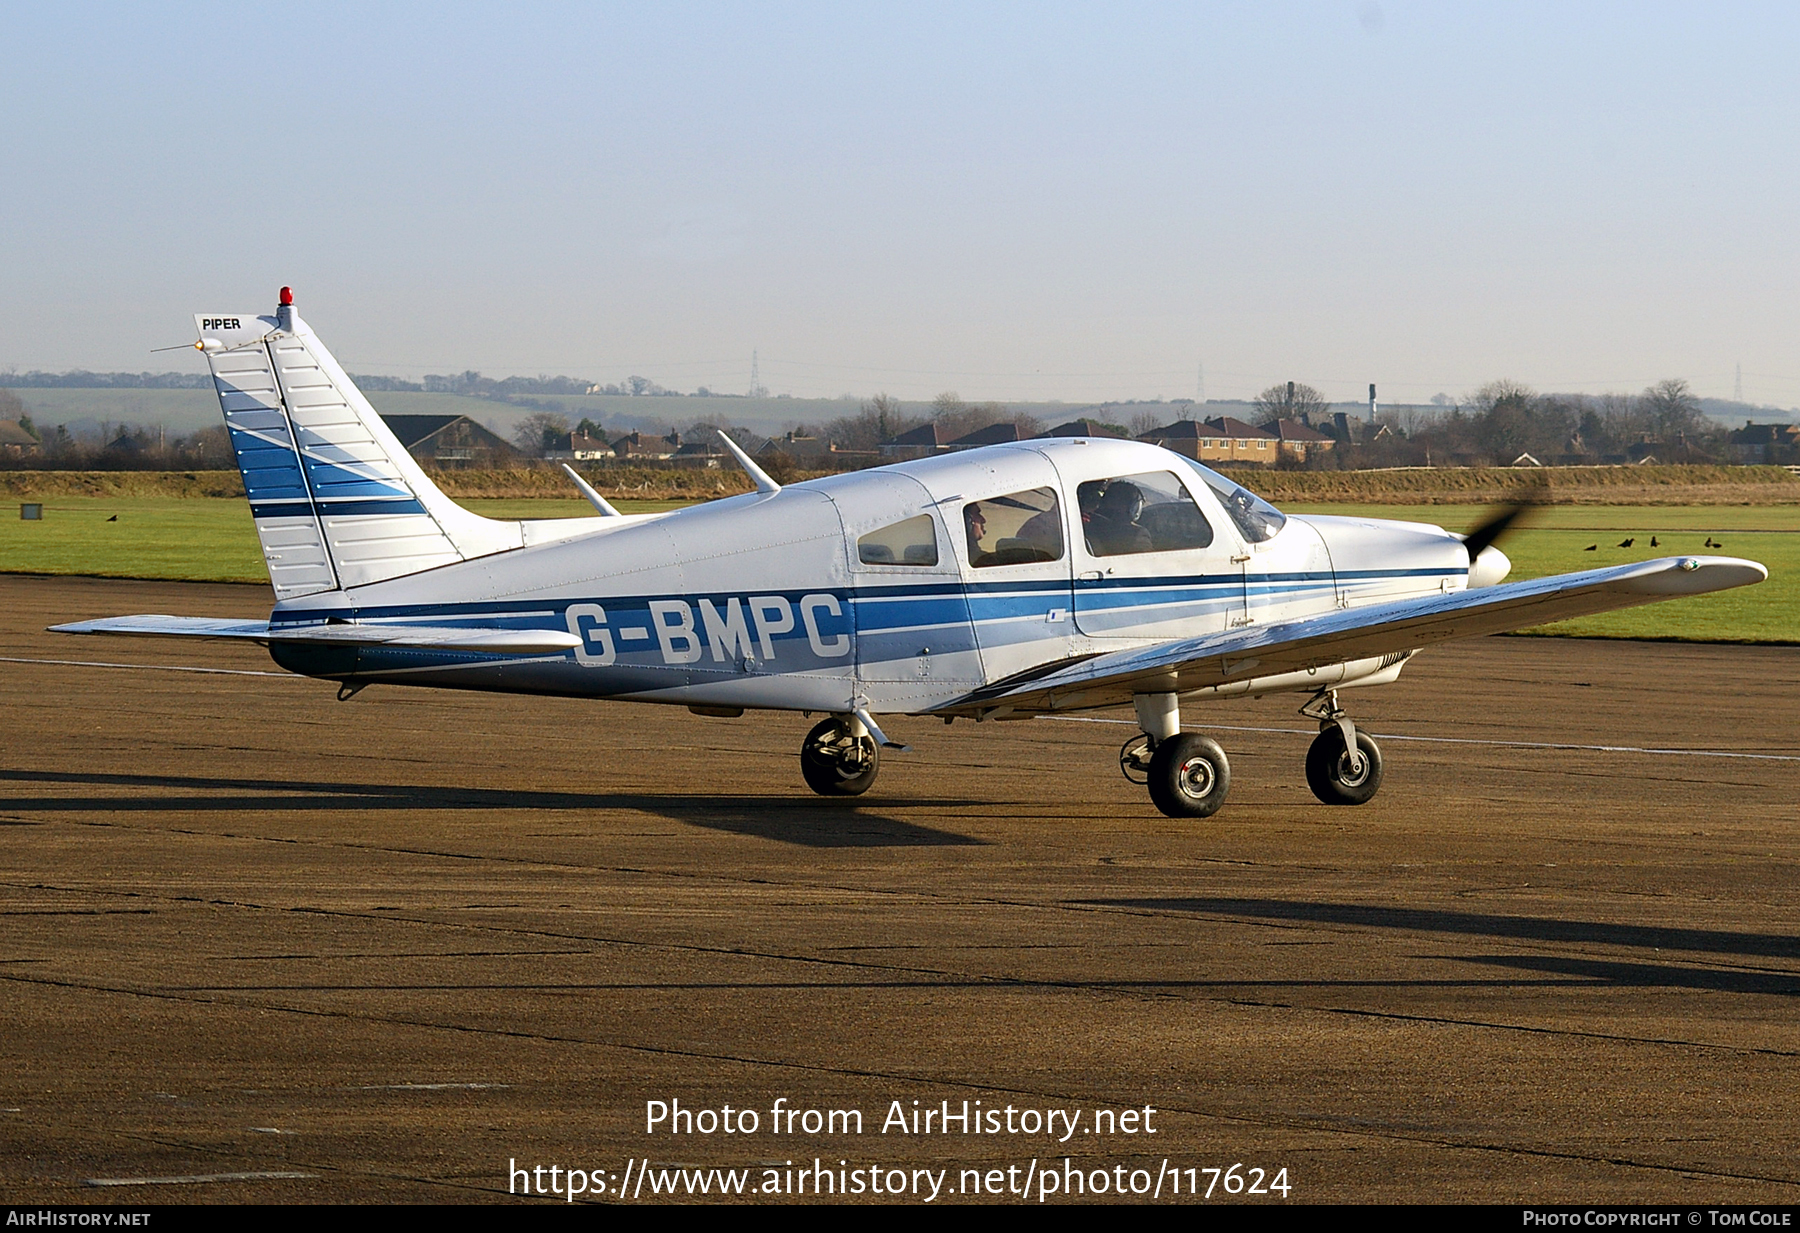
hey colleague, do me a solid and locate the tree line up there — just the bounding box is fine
[0,375,1742,473]
[1346,378,1722,468]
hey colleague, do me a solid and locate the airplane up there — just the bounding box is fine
[54,290,1769,819]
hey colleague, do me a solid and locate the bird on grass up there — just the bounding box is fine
[106,515,117,522]
[1705,536,1722,548]
[1617,537,1634,548]
[1584,544,1598,551]
[1650,536,1659,548]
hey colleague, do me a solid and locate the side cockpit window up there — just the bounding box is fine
[1076,471,1214,557]
[963,487,1063,567]
[857,514,940,566]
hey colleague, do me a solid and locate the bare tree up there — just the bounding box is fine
[1640,378,1706,438]
[1253,381,1331,422]
[512,411,571,455]
[1128,409,1166,437]
[932,396,1031,442]
[819,393,923,451]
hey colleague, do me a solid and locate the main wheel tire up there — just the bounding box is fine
[1146,733,1231,818]
[1305,727,1383,805]
[800,718,880,796]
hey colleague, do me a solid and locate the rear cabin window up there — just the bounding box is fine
[963,488,1063,567]
[1076,471,1215,557]
[857,514,939,566]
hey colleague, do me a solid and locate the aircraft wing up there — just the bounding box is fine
[51,615,581,655]
[934,555,1767,717]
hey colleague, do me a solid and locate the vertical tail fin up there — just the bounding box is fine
[195,290,530,598]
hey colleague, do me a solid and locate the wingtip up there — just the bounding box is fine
[1622,555,1768,595]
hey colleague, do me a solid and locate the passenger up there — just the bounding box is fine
[1016,500,1064,557]
[1087,481,1152,555]
[963,503,990,559]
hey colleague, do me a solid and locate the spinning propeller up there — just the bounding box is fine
[1457,488,1543,587]
[1459,500,1532,560]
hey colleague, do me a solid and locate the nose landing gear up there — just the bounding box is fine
[1300,689,1383,806]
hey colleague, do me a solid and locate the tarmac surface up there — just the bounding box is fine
[2,573,1799,1205]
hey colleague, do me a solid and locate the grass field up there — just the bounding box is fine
[0,497,644,584]
[1284,502,1800,642]
[2,494,1792,642]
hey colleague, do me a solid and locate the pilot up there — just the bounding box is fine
[1087,481,1152,555]
[1077,482,1103,526]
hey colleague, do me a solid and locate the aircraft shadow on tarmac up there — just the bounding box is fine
[1089,897,1800,998]
[0,767,985,849]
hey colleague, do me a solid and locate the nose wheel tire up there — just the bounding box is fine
[1305,727,1383,806]
[1147,733,1231,818]
[800,718,880,796]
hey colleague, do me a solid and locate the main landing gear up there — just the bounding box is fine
[1120,689,1384,818]
[800,715,880,796]
[1120,694,1231,818]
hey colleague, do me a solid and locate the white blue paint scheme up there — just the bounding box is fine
[57,292,1770,818]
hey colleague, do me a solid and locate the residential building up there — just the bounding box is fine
[377,414,521,469]
[1730,421,1800,465]
[0,421,40,457]
[879,422,948,459]
[543,431,613,461]
[946,422,1022,449]
[1260,417,1335,462]
[1137,417,1276,465]
[1038,419,1126,439]
[610,430,682,461]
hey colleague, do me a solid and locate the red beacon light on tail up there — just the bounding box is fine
[279,286,294,306]
[276,286,295,331]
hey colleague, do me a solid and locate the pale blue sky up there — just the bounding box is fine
[3,3,1797,405]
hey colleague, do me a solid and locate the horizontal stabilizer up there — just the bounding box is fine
[53,615,580,655]
[53,615,275,640]
[935,555,1768,716]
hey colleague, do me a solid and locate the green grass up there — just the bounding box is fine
[1284,503,1800,642]
[0,496,683,583]
[3,495,1792,642]
[0,497,270,583]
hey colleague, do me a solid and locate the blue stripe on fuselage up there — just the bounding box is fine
[272,565,1464,676]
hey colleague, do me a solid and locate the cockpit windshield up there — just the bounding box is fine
[1175,458,1287,543]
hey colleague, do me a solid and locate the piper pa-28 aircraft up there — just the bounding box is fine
[57,291,1769,818]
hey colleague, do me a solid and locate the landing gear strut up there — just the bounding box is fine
[1125,693,1233,819]
[1300,690,1383,806]
[800,715,880,796]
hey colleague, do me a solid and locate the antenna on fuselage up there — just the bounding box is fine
[716,430,781,495]
[559,463,622,516]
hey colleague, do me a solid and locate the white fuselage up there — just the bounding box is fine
[266,438,1473,715]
